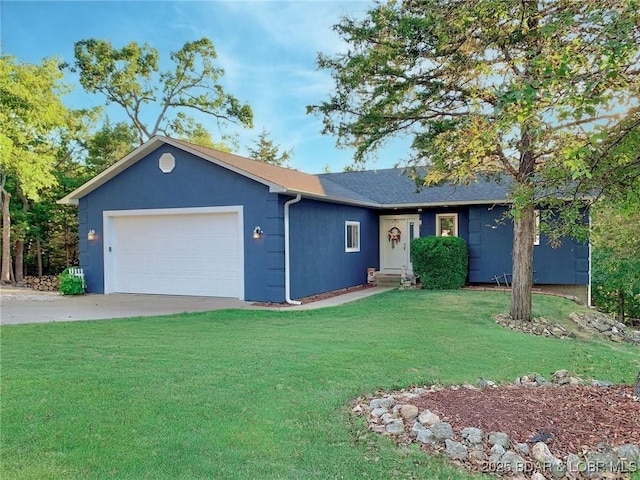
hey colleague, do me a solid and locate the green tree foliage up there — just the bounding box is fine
[176,119,236,152]
[411,236,468,290]
[10,106,99,280]
[247,128,293,167]
[591,167,640,322]
[592,250,640,323]
[310,0,640,320]
[70,38,253,145]
[0,55,70,282]
[84,119,137,175]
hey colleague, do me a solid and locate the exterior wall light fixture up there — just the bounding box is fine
[87,229,97,241]
[253,226,264,239]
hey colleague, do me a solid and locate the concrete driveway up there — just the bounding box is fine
[1,285,392,325]
[0,286,251,325]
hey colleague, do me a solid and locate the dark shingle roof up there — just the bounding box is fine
[59,136,514,207]
[319,169,511,206]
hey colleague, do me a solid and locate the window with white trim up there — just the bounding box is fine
[345,221,360,252]
[435,213,458,237]
[534,210,540,246]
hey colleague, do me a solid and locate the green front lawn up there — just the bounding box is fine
[2,290,638,479]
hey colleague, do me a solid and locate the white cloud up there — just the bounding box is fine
[216,1,368,55]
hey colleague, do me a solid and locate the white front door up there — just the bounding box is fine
[380,215,420,273]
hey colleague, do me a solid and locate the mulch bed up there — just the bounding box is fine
[403,384,640,456]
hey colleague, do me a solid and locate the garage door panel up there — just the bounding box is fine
[108,211,243,298]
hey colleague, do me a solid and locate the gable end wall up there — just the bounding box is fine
[78,144,287,302]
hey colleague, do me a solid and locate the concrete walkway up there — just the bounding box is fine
[257,287,393,311]
[0,286,393,325]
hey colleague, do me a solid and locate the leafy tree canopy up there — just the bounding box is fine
[83,118,138,175]
[0,55,73,282]
[590,120,640,322]
[310,0,640,320]
[0,55,70,199]
[69,37,254,145]
[247,128,293,167]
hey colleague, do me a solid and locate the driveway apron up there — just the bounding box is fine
[0,288,251,325]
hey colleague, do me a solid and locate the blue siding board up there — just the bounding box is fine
[80,144,286,302]
[576,258,589,275]
[78,141,589,301]
[288,199,378,299]
[464,205,588,285]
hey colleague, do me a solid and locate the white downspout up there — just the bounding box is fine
[284,194,302,305]
[588,213,592,307]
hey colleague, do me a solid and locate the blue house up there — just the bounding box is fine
[59,136,590,303]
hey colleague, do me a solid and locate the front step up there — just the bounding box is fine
[374,273,402,288]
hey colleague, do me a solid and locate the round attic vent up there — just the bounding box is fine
[159,153,175,173]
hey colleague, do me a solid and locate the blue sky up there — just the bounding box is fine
[2,0,409,173]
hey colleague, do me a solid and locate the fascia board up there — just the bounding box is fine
[380,199,509,208]
[57,137,167,205]
[161,137,289,194]
[282,189,380,208]
[57,135,292,205]
[279,190,512,209]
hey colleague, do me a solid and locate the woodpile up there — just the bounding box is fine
[22,275,59,291]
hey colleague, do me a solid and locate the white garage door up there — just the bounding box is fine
[105,208,244,298]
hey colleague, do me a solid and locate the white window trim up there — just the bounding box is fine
[435,213,458,237]
[534,209,540,246]
[345,221,360,252]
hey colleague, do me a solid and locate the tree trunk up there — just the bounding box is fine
[14,185,29,283]
[65,219,71,267]
[36,238,43,277]
[617,290,625,323]
[1,189,12,283]
[14,239,24,283]
[510,204,535,321]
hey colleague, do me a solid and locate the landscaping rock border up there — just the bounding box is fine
[569,312,640,345]
[495,314,575,340]
[495,311,640,345]
[353,372,640,479]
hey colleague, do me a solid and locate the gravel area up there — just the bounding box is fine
[0,285,61,301]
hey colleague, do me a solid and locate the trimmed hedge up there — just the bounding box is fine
[58,268,85,296]
[411,236,468,290]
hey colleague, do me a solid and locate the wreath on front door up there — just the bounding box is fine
[388,227,401,248]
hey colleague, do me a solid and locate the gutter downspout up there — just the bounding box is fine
[588,213,592,307]
[284,194,302,305]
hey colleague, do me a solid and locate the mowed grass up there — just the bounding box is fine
[1,290,639,480]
